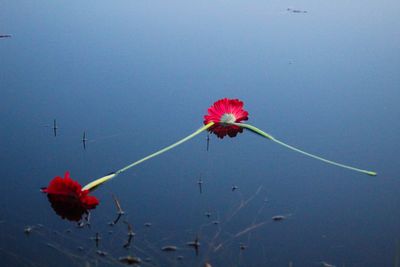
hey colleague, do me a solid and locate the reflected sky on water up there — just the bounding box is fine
[1,1,400,266]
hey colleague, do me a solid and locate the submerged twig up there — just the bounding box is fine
[123,221,135,248]
[110,194,125,225]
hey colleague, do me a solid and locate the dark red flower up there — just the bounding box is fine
[41,172,99,221]
[204,98,249,138]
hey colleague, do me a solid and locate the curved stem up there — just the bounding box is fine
[82,122,215,191]
[233,122,377,176]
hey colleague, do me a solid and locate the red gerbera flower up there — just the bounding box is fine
[42,172,99,221]
[204,98,249,138]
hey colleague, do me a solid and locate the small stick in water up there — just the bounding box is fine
[82,131,88,150]
[110,194,125,225]
[198,178,203,194]
[123,221,135,248]
[90,232,101,248]
[186,235,200,256]
[53,119,58,137]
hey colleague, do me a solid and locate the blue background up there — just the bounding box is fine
[1,1,399,266]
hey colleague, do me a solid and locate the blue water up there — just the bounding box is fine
[1,1,400,266]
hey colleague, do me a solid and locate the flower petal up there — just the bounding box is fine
[42,172,99,221]
[204,98,249,138]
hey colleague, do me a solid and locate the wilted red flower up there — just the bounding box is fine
[42,172,99,221]
[204,98,249,138]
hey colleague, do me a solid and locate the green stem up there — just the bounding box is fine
[233,122,377,176]
[82,122,215,191]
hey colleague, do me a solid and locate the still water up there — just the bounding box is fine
[1,1,400,266]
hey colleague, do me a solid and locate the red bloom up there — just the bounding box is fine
[204,98,249,138]
[42,172,99,221]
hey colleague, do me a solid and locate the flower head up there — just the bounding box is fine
[42,172,99,221]
[204,98,249,138]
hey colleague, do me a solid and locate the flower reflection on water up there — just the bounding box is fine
[1,186,273,266]
[41,172,99,222]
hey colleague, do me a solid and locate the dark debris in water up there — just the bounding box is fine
[204,212,212,218]
[287,7,308,13]
[118,255,142,265]
[24,226,34,235]
[161,245,177,252]
[96,250,107,257]
[272,215,286,221]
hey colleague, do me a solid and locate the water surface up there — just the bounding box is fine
[1,1,399,266]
